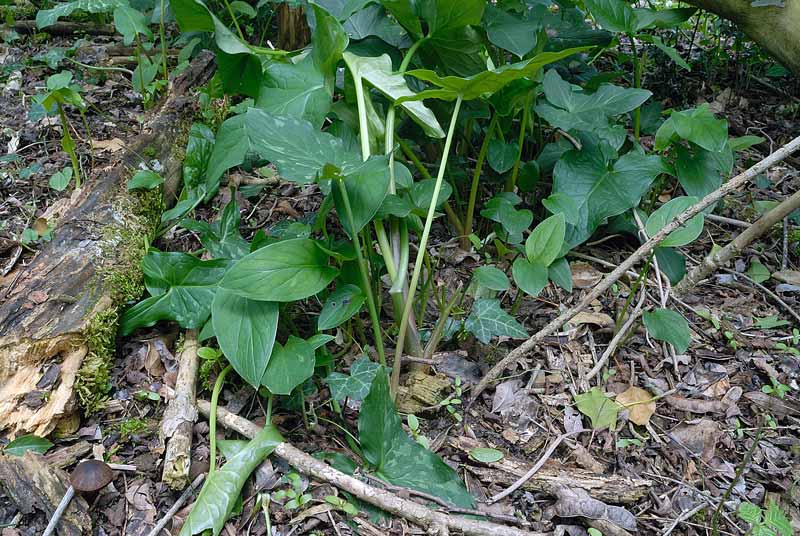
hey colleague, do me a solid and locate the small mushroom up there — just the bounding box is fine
[42,460,115,536]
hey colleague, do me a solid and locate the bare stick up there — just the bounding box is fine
[486,431,580,504]
[42,486,75,536]
[470,134,800,403]
[146,474,205,536]
[161,330,200,489]
[584,290,646,382]
[674,188,800,295]
[196,400,544,536]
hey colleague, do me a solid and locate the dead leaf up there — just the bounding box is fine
[571,262,603,288]
[32,217,49,235]
[616,386,656,426]
[664,395,727,414]
[668,418,720,461]
[570,311,614,327]
[772,270,800,286]
[29,291,49,304]
[92,138,125,152]
[553,487,637,531]
[743,391,800,417]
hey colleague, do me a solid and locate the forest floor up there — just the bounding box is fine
[2,29,800,536]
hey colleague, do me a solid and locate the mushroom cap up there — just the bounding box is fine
[70,460,114,493]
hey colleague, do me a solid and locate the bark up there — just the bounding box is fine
[687,0,800,75]
[276,4,311,50]
[0,53,215,437]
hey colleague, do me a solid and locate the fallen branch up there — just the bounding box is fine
[11,20,116,35]
[160,330,200,489]
[674,188,800,295]
[196,400,544,536]
[146,473,205,536]
[470,134,800,403]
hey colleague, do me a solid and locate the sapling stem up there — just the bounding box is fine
[505,91,533,192]
[159,0,168,81]
[57,105,81,188]
[629,33,642,140]
[222,0,246,41]
[464,114,499,244]
[337,179,386,366]
[209,364,232,475]
[392,95,463,395]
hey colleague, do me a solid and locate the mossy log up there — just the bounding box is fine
[0,53,214,437]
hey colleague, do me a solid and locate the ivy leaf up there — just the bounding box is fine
[401,48,587,102]
[464,298,527,344]
[359,372,475,508]
[113,6,153,46]
[262,336,315,395]
[553,146,666,248]
[473,265,510,291]
[342,52,444,138]
[179,425,284,536]
[318,284,366,330]
[3,434,53,456]
[645,196,704,247]
[324,356,381,401]
[483,4,540,58]
[643,308,691,353]
[512,258,549,297]
[120,252,230,335]
[581,0,638,33]
[212,289,279,389]
[245,109,360,184]
[526,213,566,267]
[574,387,620,430]
[220,238,338,302]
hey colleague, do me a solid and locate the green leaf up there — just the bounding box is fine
[325,356,381,401]
[487,139,518,174]
[754,315,789,329]
[181,199,249,260]
[342,52,444,138]
[737,502,762,524]
[331,157,391,238]
[318,284,366,330]
[36,0,128,29]
[655,247,686,285]
[526,213,566,267]
[420,26,486,78]
[179,425,284,536]
[220,238,338,302]
[183,123,216,190]
[632,7,696,30]
[47,70,73,91]
[484,4,540,58]
[645,196,704,247]
[127,169,164,191]
[574,387,620,430]
[473,265,510,291]
[256,57,331,128]
[481,193,533,242]
[512,258,549,297]
[310,3,349,80]
[212,289,279,389]
[113,6,153,46]
[409,178,453,212]
[553,146,666,248]
[640,35,690,71]
[419,0,485,36]
[401,48,587,102]
[120,252,230,335]
[359,372,475,508]
[469,447,504,463]
[654,104,728,152]
[49,167,72,191]
[746,261,771,284]
[3,434,53,456]
[206,115,249,193]
[643,308,691,353]
[729,135,764,152]
[343,4,411,48]
[244,109,360,183]
[464,298,527,344]
[216,439,248,460]
[262,336,316,395]
[674,144,724,198]
[542,193,580,226]
[582,0,638,33]
[548,257,574,292]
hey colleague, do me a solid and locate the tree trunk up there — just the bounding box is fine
[0,53,214,438]
[276,3,311,50]
[687,0,800,76]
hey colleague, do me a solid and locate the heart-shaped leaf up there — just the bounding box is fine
[645,196,704,247]
[262,336,315,395]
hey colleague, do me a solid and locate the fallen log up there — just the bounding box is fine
[10,20,116,36]
[0,53,215,437]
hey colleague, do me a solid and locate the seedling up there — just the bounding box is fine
[407,414,430,449]
[439,376,464,423]
[272,473,312,510]
[762,378,791,399]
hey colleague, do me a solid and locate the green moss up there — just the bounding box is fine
[142,145,158,159]
[117,418,149,442]
[75,309,117,414]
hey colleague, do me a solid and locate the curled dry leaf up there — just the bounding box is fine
[571,262,603,289]
[553,487,637,531]
[667,418,721,461]
[570,311,614,327]
[664,395,728,414]
[615,386,655,426]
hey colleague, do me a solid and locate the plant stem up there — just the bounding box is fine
[159,0,169,81]
[463,113,498,245]
[58,106,81,188]
[392,95,463,396]
[223,0,246,41]
[337,180,386,367]
[209,363,232,475]
[505,91,533,192]
[629,33,642,140]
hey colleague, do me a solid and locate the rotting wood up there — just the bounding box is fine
[197,400,546,536]
[0,452,91,536]
[11,20,116,36]
[160,329,200,490]
[450,437,651,505]
[0,53,215,437]
[470,134,800,404]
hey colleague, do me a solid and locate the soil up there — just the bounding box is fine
[1,24,799,536]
